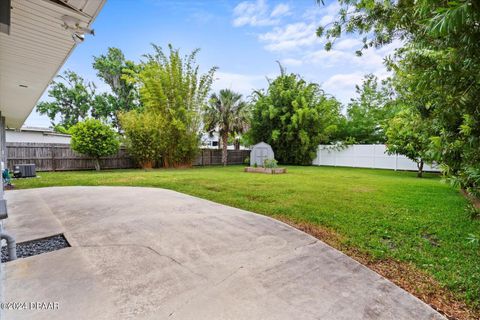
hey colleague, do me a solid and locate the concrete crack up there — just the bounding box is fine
[294,239,318,251]
[167,265,245,318]
[80,243,207,280]
[213,265,244,287]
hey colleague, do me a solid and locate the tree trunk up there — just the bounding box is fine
[163,151,172,168]
[162,158,169,168]
[417,160,424,178]
[94,158,101,171]
[142,161,153,170]
[221,133,228,166]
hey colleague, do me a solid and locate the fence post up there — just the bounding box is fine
[334,147,337,167]
[352,145,356,168]
[51,145,56,172]
[372,144,376,169]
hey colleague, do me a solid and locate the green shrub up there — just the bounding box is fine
[119,111,162,169]
[70,118,120,171]
[263,159,278,168]
[465,203,480,220]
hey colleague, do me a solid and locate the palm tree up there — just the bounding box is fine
[203,89,249,166]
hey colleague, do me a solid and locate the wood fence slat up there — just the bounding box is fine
[6,143,250,171]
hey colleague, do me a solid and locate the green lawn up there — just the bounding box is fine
[12,165,480,309]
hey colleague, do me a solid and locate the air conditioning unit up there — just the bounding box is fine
[13,164,36,178]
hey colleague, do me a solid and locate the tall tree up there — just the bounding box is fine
[92,47,141,128]
[36,70,95,130]
[316,0,480,197]
[344,74,398,143]
[385,108,433,177]
[122,44,216,168]
[249,65,343,165]
[203,89,250,166]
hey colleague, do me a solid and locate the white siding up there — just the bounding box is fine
[6,130,70,144]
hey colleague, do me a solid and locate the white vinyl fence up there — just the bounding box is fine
[313,144,440,172]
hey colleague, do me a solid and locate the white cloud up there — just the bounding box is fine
[323,73,364,90]
[305,49,348,67]
[358,49,385,69]
[335,38,362,50]
[321,68,392,105]
[303,45,389,71]
[232,1,402,103]
[259,22,321,51]
[322,72,364,104]
[212,72,266,97]
[270,3,290,18]
[232,0,290,27]
[256,2,343,52]
[302,2,340,23]
[281,58,303,66]
[318,14,334,26]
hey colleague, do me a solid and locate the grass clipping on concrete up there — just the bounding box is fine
[13,166,480,319]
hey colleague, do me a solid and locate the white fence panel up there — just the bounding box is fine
[354,145,375,168]
[313,144,440,172]
[373,145,396,169]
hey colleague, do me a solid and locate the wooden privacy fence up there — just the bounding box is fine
[193,149,250,166]
[6,143,134,171]
[6,143,250,171]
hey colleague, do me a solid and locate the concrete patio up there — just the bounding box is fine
[3,187,444,319]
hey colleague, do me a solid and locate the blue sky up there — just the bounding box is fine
[25,0,399,127]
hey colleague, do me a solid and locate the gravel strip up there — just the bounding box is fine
[1,234,70,262]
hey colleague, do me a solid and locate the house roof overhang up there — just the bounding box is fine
[0,0,106,128]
